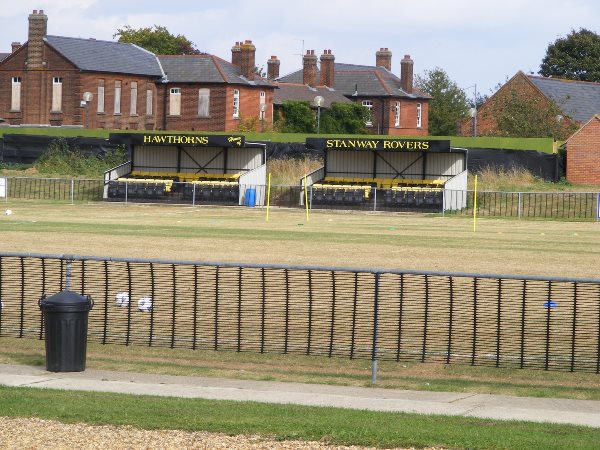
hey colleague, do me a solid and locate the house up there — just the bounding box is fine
[0,11,275,132]
[564,115,600,185]
[158,47,275,132]
[461,71,600,137]
[275,48,430,136]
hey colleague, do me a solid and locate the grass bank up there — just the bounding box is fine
[1,385,598,449]
[0,127,556,152]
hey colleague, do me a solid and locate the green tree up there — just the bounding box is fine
[279,101,315,133]
[114,25,201,55]
[539,28,600,82]
[320,103,368,134]
[487,88,577,140]
[415,68,469,136]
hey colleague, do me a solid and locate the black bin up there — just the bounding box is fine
[39,290,93,372]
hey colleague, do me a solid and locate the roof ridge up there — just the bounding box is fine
[527,74,600,87]
[46,35,133,47]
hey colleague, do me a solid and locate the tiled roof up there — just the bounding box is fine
[273,83,350,107]
[528,75,600,123]
[158,54,274,87]
[44,35,164,77]
[0,53,9,62]
[277,63,429,99]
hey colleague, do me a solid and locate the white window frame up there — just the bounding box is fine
[51,77,63,112]
[97,81,105,114]
[130,81,138,116]
[259,91,266,120]
[11,76,21,111]
[394,101,400,128]
[114,81,122,115]
[198,88,210,117]
[169,87,181,116]
[232,89,240,119]
[146,89,153,116]
[416,103,422,128]
[362,100,373,126]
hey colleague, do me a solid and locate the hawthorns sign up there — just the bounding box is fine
[109,133,246,147]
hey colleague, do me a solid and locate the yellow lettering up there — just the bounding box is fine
[422,141,429,150]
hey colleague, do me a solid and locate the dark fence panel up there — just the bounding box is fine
[1,254,599,373]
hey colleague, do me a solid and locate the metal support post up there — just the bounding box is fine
[192,183,196,206]
[373,188,377,212]
[70,179,74,205]
[518,193,522,220]
[371,272,380,385]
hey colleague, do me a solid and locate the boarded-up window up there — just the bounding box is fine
[114,81,122,114]
[51,77,62,112]
[232,89,240,118]
[170,88,181,116]
[259,91,266,120]
[416,103,422,128]
[11,77,21,111]
[146,89,153,116]
[97,80,105,113]
[198,88,210,117]
[130,81,138,116]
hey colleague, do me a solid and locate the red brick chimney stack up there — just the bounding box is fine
[231,41,242,68]
[27,9,48,69]
[401,54,414,94]
[303,50,318,87]
[319,49,335,87]
[267,55,280,80]
[240,39,256,80]
[376,48,392,71]
[11,42,21,53]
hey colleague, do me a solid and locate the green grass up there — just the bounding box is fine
[1,385,598,449]
[0,127,556,152]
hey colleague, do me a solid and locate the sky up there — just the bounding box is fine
[2,0,599,97]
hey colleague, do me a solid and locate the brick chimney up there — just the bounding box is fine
[240,40,256,80]
[231,41,242,67]
[303,50,317,87]
[319,49,335,87]
[267,55,280,80]
[11,42,21,53]
[376,48,392,71]
[401,54,414,94]
[27,9,48,69]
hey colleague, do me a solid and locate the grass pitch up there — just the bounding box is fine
[0,200,598,278]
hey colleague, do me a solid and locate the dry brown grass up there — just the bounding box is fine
[266,157,323,186]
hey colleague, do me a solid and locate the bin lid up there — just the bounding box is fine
[39,290,93,312]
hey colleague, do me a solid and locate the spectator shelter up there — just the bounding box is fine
[105,133,266,205]
[302,137,468,211]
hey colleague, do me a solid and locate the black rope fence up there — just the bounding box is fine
[0,253,599,374]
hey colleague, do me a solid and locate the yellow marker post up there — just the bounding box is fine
[304,174,310,222]
[266,173,271,222]
[473,174,478,232]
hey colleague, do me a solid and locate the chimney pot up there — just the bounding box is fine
[303,50,318,87]
[320,49,335,87]
[401,54,414,94]
[376,47,392,71]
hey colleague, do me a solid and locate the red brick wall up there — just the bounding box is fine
[566,117,600,185]
[355,97,428,136]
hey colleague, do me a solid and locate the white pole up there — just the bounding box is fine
[70,179,74,204]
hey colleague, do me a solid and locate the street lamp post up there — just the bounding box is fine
[465,84,477,136]
[81,91,93,128]
[313,95,324,134]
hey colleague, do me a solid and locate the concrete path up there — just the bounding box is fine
[1,363,599,428]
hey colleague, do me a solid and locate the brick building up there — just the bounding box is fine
[275,48,430,136]
[565,115,600,185]
[0,11,275,131]
[461,71,600,137]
